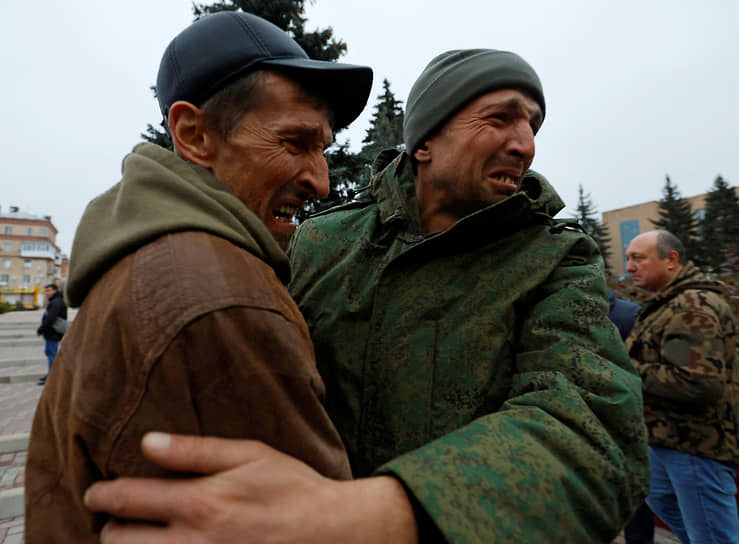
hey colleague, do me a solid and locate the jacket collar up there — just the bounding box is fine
[649,262,727,304]
[369,149,565,236]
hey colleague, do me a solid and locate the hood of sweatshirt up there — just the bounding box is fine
[66,143,289,307]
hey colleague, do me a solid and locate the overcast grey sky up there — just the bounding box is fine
[2,1,737,256]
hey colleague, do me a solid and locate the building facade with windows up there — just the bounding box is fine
[602,187,739,274]
[0,205,66,305]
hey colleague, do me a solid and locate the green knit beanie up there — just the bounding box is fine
[403,49,545,154]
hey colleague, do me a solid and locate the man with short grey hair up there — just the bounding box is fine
[626,229,738,544]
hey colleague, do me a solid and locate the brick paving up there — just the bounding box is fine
[0,310,49,544]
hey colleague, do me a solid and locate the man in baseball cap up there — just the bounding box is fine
[82,48,648,544]
[25,11,371,541]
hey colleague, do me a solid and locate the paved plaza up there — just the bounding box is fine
[0,308,682,543]
[0,309,49,543]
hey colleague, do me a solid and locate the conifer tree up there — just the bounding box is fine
[700,175,739,272]
[191,1,347,61]
[573,185,612,271]
[359,79,405,164]
[650,175,700,263]
[143,1,347,148]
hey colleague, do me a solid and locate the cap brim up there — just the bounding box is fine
[262,58,373,130]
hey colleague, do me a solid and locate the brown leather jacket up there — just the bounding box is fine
[25,145,350,542]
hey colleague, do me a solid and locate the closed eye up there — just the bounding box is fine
[282,139,302,153]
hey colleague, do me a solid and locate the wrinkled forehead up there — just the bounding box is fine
[469,88,542,116]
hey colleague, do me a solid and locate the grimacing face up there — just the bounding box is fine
[625,233,672,292]
[209,72,332,249]
[415,88,543,224]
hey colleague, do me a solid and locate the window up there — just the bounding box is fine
[22,275,30,284]
[0,274,8,284]
[24,259,32,268]
[694,209,706,236]
[2,259,10,269]
[2,242,10,252]
[21,242,50,252]
[619,219,640,273]
[3,226,11,235]
[41,228,48,237]
[27,227,32,236]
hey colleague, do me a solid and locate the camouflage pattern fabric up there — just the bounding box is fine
[289,149,649,543]
[626,262,739,464]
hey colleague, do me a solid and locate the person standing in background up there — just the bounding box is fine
[626,229,738,544]
[35,283,66,386]
[608,289,656,544]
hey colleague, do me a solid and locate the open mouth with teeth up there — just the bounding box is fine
[489,175,519,190]
[489,174,519,193]
[274,204,299,223]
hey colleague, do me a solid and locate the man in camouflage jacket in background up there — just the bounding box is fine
[626,229,739,544]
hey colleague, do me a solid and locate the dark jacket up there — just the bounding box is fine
[289,149,649,543]
[608,289,641,341]
[25,143,350,543]
[626,262,738,463]
[36,290,67,341]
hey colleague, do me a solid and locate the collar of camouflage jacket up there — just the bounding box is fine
[368,149,566,234]
[648,262,730,307]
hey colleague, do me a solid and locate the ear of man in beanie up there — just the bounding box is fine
[403,49,545,154]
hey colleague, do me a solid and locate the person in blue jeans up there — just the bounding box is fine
[625,231,739,544]
[36,283,67,385]
[649,447,738,544]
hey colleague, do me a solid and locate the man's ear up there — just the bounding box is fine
[666,250,681,269]
[413,142,432,164]
[168,101,218,167]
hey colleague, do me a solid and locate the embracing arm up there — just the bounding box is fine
[376,237,650,543]
[86,433,418,544]
[84,305,419,543]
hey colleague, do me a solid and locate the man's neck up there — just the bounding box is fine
[656,264,685,293]
[415,177,459,235]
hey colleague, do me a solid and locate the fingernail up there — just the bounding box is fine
[143,432,171,451]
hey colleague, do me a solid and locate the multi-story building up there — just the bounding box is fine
[0,205,66,306]
[602,187,739,275]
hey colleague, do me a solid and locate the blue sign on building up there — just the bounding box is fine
[619,219,640,273]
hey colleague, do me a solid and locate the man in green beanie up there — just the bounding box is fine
[86,49,649,543]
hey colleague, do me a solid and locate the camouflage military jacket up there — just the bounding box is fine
[626,262,738,463]
[289,150,649,543]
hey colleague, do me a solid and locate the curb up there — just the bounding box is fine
[0,434,29,454]
[0,487,23,520]
[0,373,45,384]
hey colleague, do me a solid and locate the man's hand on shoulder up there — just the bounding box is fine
[84,432,418,544]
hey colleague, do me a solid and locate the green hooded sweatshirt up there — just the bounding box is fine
[289,149,650,543]
[66,143,288,307]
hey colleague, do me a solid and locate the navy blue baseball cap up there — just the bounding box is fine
[156,11,373,130]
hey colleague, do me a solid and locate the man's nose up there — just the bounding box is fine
[298,153,330,199]
[625,259,635,273]
[505,121,535,161]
